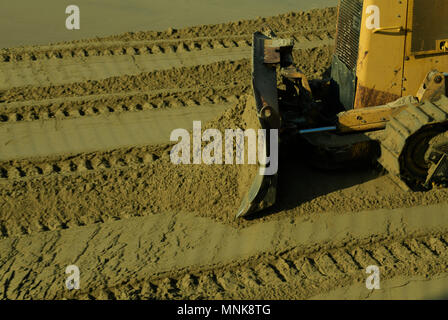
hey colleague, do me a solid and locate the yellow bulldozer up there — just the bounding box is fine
[237,0,448,217]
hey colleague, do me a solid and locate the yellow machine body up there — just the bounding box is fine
[239,0,448,218]
[354,0,448,109]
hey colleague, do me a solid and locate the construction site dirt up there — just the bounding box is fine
[1,6,448,300]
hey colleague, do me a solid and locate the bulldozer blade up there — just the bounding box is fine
[236,169,278,218]
[236,29,282,218]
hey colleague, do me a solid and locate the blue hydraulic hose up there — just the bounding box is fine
[299,126,338,134]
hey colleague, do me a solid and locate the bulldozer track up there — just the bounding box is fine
[0,59,251,103]
[0,45,333,103]
[0,145,171,238]
[0,7,337,55]
[1,203,447,299]
[0,28,335,64]
[0,101,234,162]
[75,8,336,44]
[0,143,167,182]
[0,85,246,124]
[379,96,448,188]
[0,40,333,91]
[114,232,448,300]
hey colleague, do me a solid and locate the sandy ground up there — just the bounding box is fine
[0,0,337,48]
[0,103,231,161]
[2,203,448,299]
[1,6,448,300]
[312,274,448,300]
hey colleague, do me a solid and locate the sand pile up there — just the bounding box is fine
[0,96,260,237]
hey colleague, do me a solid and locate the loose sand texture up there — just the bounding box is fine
[0,0,337,48]
[2,203,448,299]
[1,7,448,300]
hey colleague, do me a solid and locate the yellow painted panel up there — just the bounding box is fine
[354,0,408,108]
[403,0,448,97]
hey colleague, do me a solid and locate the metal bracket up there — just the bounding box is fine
[425,144,448,188]
[263,38,294,65]
[416,70,446,103]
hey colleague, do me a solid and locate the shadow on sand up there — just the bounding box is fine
[244,140,383,221]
